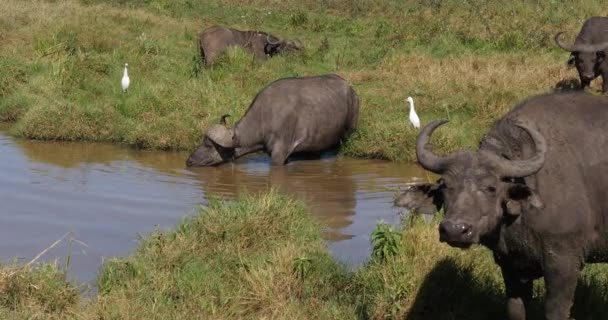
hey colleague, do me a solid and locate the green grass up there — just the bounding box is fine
[2,191,607,319]
[1,0,605,160]
[1,1,608,318]
[90,190,355,319]
[0,262,80,319]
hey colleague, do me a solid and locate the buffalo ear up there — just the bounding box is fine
[206,124,235,148]
[394,182,444,215]
[504,200,523,216]
[220,114,230,125]
[504,184,544,216]
[264,42,281,55]
[567,54,576,68]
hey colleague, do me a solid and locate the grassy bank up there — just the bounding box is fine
[2,191,607,319]
[1,0,605,161]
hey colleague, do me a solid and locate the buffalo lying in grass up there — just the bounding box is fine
[198,25,302,66]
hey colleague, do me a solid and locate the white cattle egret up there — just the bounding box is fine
[407,96,420,129]
[121,63,130,92]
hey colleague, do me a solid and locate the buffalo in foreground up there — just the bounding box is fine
[198,25,302,66]
[555,16,608,93]
[397,93,608,319]
[186,74,359,167]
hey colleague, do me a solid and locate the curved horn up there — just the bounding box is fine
[220,114,230,125]
[486,121,547,178]
[206,124,234,148]
[416,120,453,173]
[294,39,303,48]
[555,32,608,52]
[554,32,575,52]
[266,34,281,45]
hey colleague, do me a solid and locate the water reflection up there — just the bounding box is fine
[190,156,358,238]
[0,127,427,283]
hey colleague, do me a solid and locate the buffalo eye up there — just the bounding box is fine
[567,55,576,66]
[597,51,606,62]
[440,179,452,190]
[486,186,496,193]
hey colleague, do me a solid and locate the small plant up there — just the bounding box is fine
[314,37,330,59]
[34,30,79,58]
[62,31,79,56]
[371,221,401,263]
[292,256,312,280]
[290,10,309,27]
[97,260,140,294]
[137,32,160,55]
[190,49,203,77]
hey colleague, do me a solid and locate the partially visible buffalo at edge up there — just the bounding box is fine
[397,93,608,319]
[555,16,608,93]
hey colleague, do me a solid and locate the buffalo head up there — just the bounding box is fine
[264,34,302,56]
[555,32,608,84]
[186,115,236,167]
[412,120,546,248]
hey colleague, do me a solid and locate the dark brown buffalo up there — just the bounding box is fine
[198,25,302,66]
[186,74,359,167]
[555,16,608,93]
[397,93,608,319]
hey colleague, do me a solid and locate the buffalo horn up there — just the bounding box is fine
[554,32,608,52]
[416,120,454,174]
[487,121,547,178]
[206,124,234,148]
[266,34,281,45]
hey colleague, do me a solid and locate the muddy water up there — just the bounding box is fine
[0,126,428,284]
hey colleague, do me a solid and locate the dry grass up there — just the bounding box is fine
[341,52,585,160]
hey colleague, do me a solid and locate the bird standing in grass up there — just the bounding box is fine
[121,63,130,93]
[407,96,420,129]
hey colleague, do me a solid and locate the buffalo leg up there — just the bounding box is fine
[501,266,532,320]
[234,144,264,158]
[580,77,591,90]
[543,251,581,320]
[204,52,218,66]
[269,144,289,166]
[602,72,608,94]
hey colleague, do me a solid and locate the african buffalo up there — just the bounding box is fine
[186,74,359,167]
[198,25,302,66]
[397,93,608,319]
[555,16,608,93]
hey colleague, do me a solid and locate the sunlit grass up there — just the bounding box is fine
[1,0,603,160]
[90,190,355,319]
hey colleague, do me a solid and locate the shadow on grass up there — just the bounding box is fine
[405,257,608,320]
[405,258,504,320]
[553,78,581,92]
